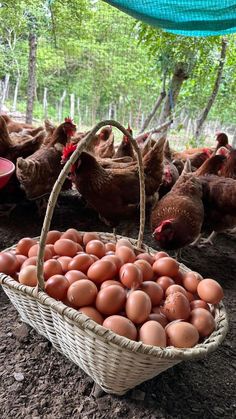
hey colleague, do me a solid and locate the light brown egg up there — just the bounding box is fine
[19,265,38,287]
[21,256,37,269]
[15,237,37,256]
[189,308,215,337]
[105,242,116,252]
[100,280,124,289]
[79,306,104,325]
[153,251,169,261]
[156,276,175,291]
[190,300,210,311]
[67,279,98,307]
[148,313,168,328]
[15,254,27,271]
[54,239,78,257]
[153,257,179,278]
[57,256,73,273]
[85,240,106,258]
[45,274,69,300]
[119,263,143,289]
[136,253,155,265]
[116,246,136,264]
[134,259,154,281]
[163,292,190,321]
[43,259,63,280]
[182,271,201,294]
[68,253,93,273]
[139,320,166,347]
[103,315,137,340]
[65,270,88,285]
[61,230,78,242]
[87,260,117,284]
[83,232,100,246]
[96,285,126,315]
[166,321,199,348]
[0,252,18,275]
[140,281,164,306]
[116,239,134,250]
[64,228,83,244]
[197,278,224,304]
[47,244,57,257]
[102,255,123,273]
[185,291,195,302]
[46,230,62,244]
[126,290,152,324]
[165,284,188,298]
[28,244,52,260]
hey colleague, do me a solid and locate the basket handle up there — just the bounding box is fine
[36,120,146,291]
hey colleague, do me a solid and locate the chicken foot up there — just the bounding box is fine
[197,231,217,247]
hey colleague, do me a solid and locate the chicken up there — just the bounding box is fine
[172,158,184,175]
[194,154,227,176]
[151,162,204,250]
[16,118,76,200]
[197,174,236,245]
[158,159,179,198]
[62,136,165,226]
[215,132,232,152]
[0,114,37,133]
[94,127,115,159]
[114,126,135,160]
[220,149,236,179]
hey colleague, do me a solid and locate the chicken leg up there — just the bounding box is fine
[197,231,217,247]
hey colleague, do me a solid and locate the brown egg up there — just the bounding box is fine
[45,275,69,300]
[116,246,136,264]
[153,257,179,278]
[85,240,106,258]
[126,290,152,324]
[57,256,73,273]
[89,254,99,263]
[67,279,98,307]
[136,253,155,265]
[43,259,63,280]
[15,254,27,271]
[182,271,201,294]
[19,265,38,287]
[106,251,115,255]
[197,278,224,304]
[61,230,78,242]
[100,280,124,289]
[153,251,169,261]
[189,308,215,337]
[68,253,93,273]
[105,242,116,252]
[116,238,134,250]
[166,321,199,348]
[173,270,184,285]
[140,281,164,306]
[119,263,143,289]
[83,232,100,246]
[64,228,83,244]
[65,270,88,285]
[21,256,37,269]
[15,237,37,256]
[163,292,190,321]
[46,230,62,244]
[165,284,188,298]
[134,259,154,281]
[28,244,52,260]
[54,239,78,257]
[190,300,210,311]
[156,276,175,291]
[185,291,195,302]
[87,260,117,284]
[96,285,126,315]
[103,315,137,340]
[139,320,166,347]
[47,244,57,257]
[0,252,18,275]
[79,306,104,325]
[148,313,168,328]
[102,255,123,272]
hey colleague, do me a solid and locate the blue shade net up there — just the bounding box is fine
[104,0,236,36]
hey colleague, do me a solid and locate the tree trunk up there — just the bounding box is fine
[0,74,10,112]
[77,97,81,128]
[12,76,20,112]
[195,38,227,140]
[139,91,166,134]
[43,87,48,119]
[70,93,75,119]
[58,90,66,122]
[232,129,236,148]
[159,64,189,125]
[26,33,37,124]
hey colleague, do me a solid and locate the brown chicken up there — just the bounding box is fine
[0,114,37,133]
[16,118,76,200]
[151,163,204,250]
[114,126,135,160]
[94,127,115,159]
[220,149,236,179]
[158,159,179,198]
[62,136,165,226]
[194,154,227,176]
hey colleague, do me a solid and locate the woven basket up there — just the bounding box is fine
[0,120,228,395]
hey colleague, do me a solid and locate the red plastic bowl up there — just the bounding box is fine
[0,157,15,189]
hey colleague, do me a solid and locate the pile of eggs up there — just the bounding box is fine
[0,229,224,349]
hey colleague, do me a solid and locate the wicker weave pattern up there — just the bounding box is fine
[0,234,228,395]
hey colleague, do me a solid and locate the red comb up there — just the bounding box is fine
[62,143,77,160]
[203,148,211,157]
[65,117,73,124]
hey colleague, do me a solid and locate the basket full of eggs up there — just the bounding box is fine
[0,121,228,395]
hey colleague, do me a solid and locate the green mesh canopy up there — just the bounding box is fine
[104,0,236,36]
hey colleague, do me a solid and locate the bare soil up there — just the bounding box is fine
[0,193,235,419]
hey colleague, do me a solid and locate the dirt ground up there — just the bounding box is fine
[0,193,235,419]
